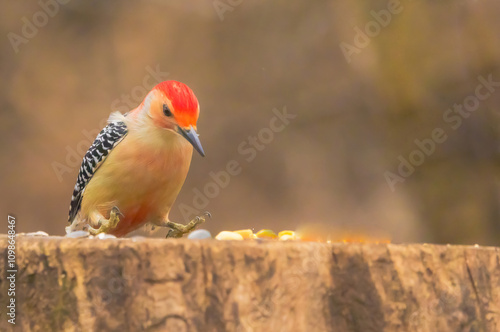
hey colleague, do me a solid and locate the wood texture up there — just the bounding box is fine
[1,235,499,331]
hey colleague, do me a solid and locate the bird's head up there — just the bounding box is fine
[146,80,205,156]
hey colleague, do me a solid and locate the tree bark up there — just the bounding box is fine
[1,235,499,331]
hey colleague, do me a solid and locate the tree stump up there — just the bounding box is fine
[1,235,499,331]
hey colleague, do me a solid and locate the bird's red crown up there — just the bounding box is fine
[154,80,199,128]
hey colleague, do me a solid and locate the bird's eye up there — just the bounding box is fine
[163,104,172,117]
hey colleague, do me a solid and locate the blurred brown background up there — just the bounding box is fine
[1,0,500,244]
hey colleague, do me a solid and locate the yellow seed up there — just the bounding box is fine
[278,230,295,238]
[256,229,277,239]
[279,234,296,241]
[215,231,244,241]
[234,229,254,239]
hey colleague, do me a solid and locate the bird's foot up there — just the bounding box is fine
[165,212,211,238]
[88,207,123,235]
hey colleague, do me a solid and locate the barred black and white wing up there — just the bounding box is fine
[68,121,128,223]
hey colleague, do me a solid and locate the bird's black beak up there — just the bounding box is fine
[178,125,205,157]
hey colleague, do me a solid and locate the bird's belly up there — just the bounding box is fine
[107,198,157,237]
[81,134,193,235]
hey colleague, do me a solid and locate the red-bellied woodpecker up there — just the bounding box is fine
[66,80,208,237]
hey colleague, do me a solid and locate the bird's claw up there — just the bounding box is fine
[165,211,211,238]
[113,206,125,218]
[88,206,122,235]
